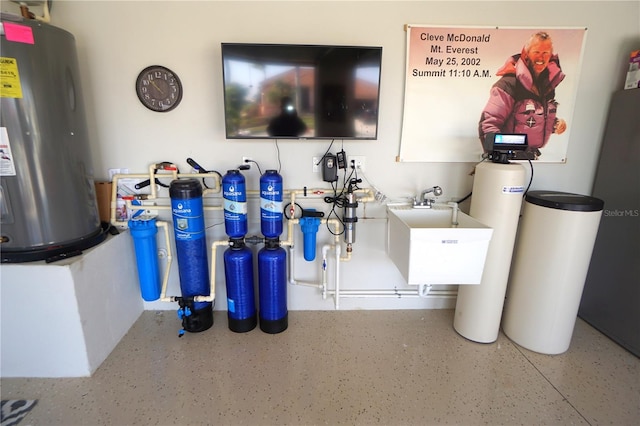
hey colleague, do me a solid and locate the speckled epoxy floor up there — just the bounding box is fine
[1,309,638,425]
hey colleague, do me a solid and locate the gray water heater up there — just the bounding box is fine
[0,15,104,262]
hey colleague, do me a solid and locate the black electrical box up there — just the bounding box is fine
[322,154,338,182]
[336,150,346,169]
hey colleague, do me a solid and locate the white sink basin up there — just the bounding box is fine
[387,206,493,285]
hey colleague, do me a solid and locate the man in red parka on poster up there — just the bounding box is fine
[479,31,567,160]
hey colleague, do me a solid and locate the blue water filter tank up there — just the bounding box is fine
[170,179,213,332]
[258,241,288,334]
[260,170,283,238]
[299,216,321,261]
[222,170,247,238]
[128,217,161,301]
[224,241,257,332]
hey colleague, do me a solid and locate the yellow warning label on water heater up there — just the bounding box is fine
[0,57,23,99]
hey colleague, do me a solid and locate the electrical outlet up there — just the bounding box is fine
[349,156,366,172]
[242,156,252,164]
[312,156,320,172]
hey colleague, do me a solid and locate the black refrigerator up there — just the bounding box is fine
[579,89,640,357]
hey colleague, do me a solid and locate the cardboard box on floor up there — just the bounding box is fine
[95,181,112,223]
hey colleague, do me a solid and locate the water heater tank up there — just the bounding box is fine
[0,15,104,262]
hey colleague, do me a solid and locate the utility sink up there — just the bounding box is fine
[387,206,493,285]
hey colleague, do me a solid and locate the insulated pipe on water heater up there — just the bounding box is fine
[454,161,526,343]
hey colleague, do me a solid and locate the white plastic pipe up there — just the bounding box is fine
[280,218,297,248]
[430,201,460,227]
[109,170,222,227]
[287,244,324,289]
[124,203,223,213]
[195,240,229,303]
[334,244,341,309]
[324,288,456,298]
[419,284,433,297]
[449,202,459,227]
[157,220,174,302]
[322,245,330,299]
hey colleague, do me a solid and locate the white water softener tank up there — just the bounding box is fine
[454,161,525,343]
[0,15,103,262]
[502,191,604,354]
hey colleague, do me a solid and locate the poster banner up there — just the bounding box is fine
[399,25,587,163]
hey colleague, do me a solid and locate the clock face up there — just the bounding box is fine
[135,65,183,112]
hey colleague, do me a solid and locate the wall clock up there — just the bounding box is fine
[135,65,183,112]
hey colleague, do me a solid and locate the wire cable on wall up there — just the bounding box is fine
[274,139,282,173]
[524,159,534,195]
[315,139,336,167]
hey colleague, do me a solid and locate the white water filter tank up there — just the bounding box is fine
[453,161,525,343]
[502,191,604,354]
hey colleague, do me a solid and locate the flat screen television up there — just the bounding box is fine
[221,43,382,140]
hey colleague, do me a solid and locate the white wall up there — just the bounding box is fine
[3,1,638,311]
[39,1,638,193]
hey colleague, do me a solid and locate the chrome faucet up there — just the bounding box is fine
[414,186,443,208]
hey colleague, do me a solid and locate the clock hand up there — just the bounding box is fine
[150,80,164,95]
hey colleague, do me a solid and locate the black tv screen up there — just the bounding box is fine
[221,43,382,140]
